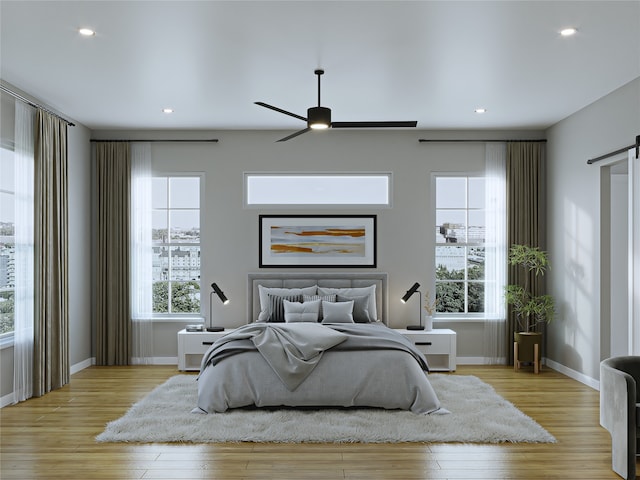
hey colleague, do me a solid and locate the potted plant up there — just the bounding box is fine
[504,244,555,371]
[423,291,437,331]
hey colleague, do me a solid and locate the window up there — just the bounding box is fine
[434,176,486,314]
[0,146,15,335]
[151,176,201,315]
[245,173,391,206]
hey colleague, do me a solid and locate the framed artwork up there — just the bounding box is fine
[259,215,377,268]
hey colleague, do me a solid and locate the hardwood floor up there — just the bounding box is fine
[0,365,625,479]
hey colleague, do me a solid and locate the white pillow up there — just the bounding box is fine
[321,300,354,323]
[257,285,317,321]
[318,285,377,321]
[284,299,321,323]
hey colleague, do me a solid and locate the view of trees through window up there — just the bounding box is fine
[152,176,201,314]
[0,147,15,335]
[435,176,486,314]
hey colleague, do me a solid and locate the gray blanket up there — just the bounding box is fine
[196,322,442,414]
[199,322,429,390]
[199,323,348,390]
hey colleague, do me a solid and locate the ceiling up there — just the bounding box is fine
[1,1,639,132]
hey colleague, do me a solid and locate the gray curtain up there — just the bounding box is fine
[33,110,69,396]
[95,142,131,365]
[506,141,547,365]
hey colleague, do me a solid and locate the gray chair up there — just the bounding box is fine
[600,356,640,480]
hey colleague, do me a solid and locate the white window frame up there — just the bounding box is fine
[151,173,203,319]
[0,144,15,346]
[243,172,393,208]
[433,172,487,319]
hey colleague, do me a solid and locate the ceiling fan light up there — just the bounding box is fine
[307,106,331,129]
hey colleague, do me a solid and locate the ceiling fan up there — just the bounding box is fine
[255,69,418,142]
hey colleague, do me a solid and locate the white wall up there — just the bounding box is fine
[546,77,640,381]
[610,173,628,358]
[93,129,543,360]
[67,123,93,369]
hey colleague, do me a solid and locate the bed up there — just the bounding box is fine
[195,273,444,415]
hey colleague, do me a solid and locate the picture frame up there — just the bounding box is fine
[259,215,377,268]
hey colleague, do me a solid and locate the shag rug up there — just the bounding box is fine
[96,374,556,444]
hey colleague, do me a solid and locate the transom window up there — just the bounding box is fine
[245,173,391,206]
[151,176,201,315]
[435,175,486,314]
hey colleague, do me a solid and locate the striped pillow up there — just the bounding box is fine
[268,294,302,322]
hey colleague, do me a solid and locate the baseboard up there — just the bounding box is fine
[544,358,599,390]
[458,357,600,390]
[456,356,508,365]
[131,356,178,366]
[59,355,603,392]
[1,392,14,408]
[71,357,94,375]
[70,356,177,369]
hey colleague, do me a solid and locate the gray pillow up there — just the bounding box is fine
[321,300,354,323]
[284,299,321,323]
[337,294,370,323]
[317,285,377,321]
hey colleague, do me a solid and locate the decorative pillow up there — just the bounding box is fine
[284,299,321,323]
[321,300,354,323]
[318,285,377,321]
[257,285,317,321]
[303,294,337,320]
[337,294,370,323]
[267,293,302,322]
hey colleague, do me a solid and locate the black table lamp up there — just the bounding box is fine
[401,282,424,330]
[208,282,229,332]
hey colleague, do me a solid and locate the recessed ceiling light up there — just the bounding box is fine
[560,27,577,37]
[474,108,487,114]
[162,108,174,114]
[78,28,95,37]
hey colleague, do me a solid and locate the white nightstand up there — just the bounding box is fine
[394,328,457,371]
[177,328,237,371]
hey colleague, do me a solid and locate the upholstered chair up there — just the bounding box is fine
[600,356,640,480]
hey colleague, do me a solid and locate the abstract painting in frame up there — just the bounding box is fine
[259,215,377,268]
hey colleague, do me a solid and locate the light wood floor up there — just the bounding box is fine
[0,364,626,480]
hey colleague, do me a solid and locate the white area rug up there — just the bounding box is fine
[96,374,556,444]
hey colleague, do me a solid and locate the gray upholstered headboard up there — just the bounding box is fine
[247,272,389,325]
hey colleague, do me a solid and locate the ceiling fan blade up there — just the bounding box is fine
[276,128,311,142]
[331,121,418,128]
[254,102,307,122]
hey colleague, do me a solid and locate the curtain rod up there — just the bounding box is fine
[419,139,547,143]
[90,139,218,143]
[587,135,640,164]
[0,84,76,127]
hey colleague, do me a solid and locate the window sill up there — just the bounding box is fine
[135,317,205,323]
[434,317,498,322]
[0,334,14,350]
